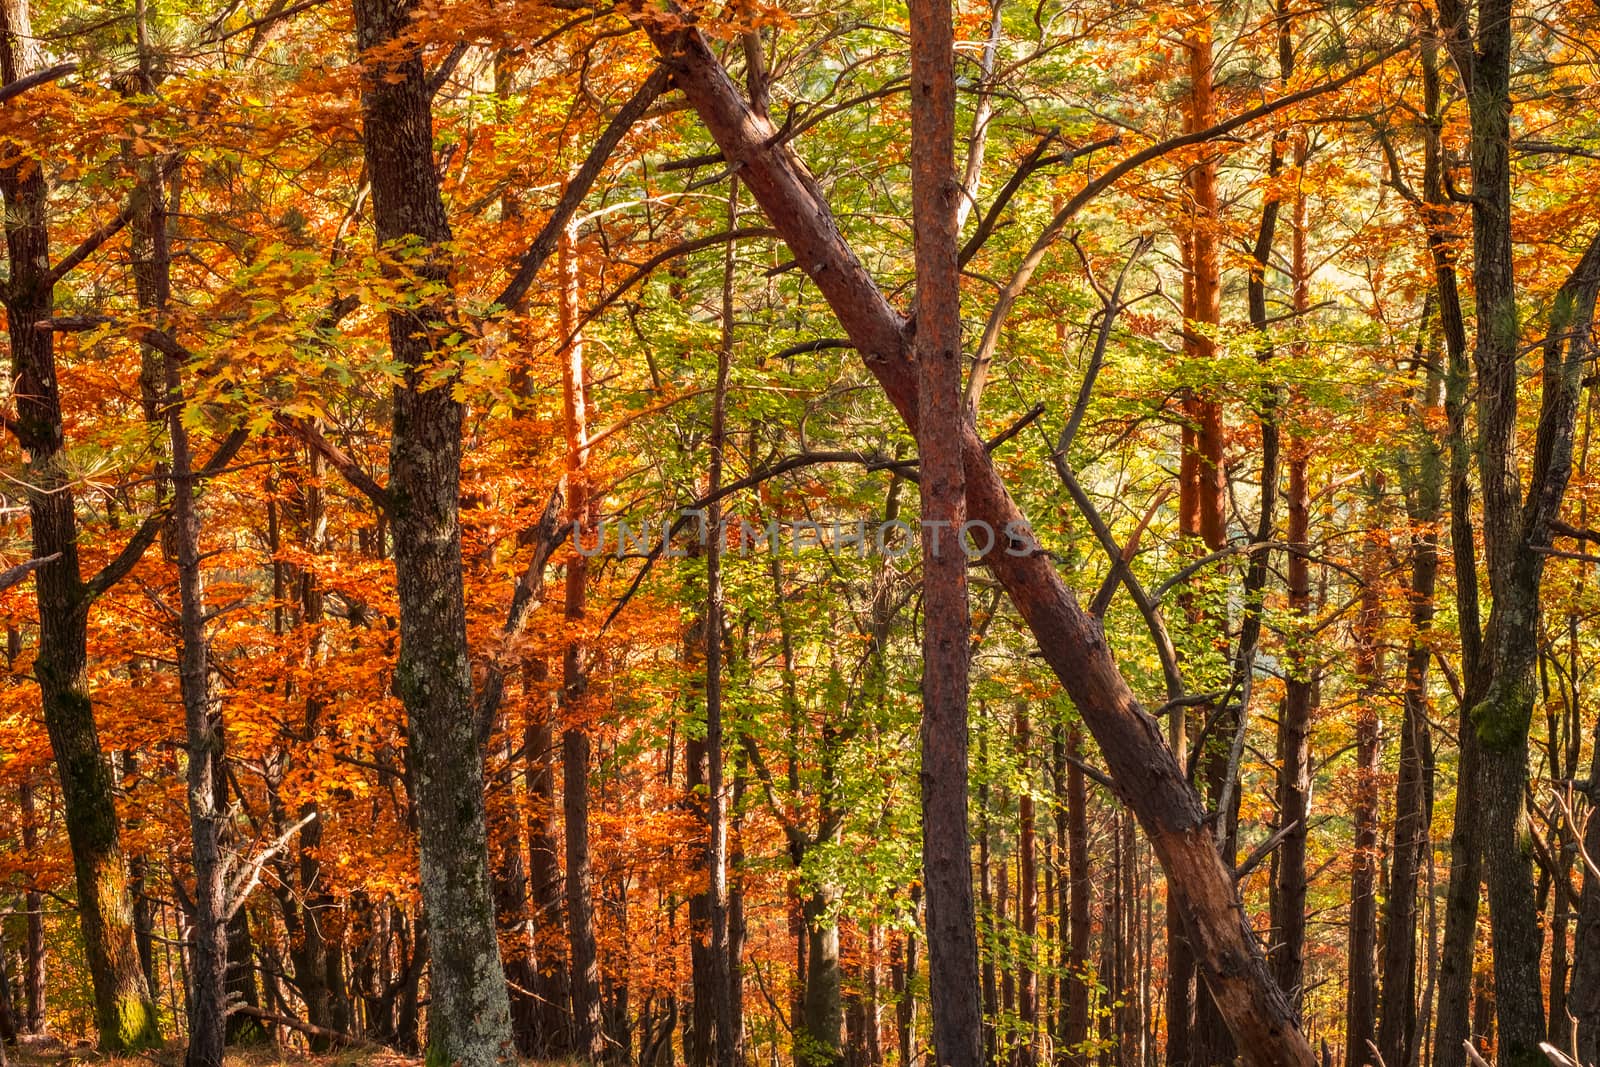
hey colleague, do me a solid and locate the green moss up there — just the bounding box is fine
[101,991,162,1052]
[1469,673,1535,754]
[424,1037,461,1067]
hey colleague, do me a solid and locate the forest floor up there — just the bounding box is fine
[3,1039,425,1067]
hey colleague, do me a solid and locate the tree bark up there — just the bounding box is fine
[0,0,161,1049]
[558,221,606,1063]
[1345,495,1385,1067]
[906,0,983,1062]
[19,781,46,1034]
[350,1,514,1061]
[1378,323,1444,1067]
[1065,726,1091,1067]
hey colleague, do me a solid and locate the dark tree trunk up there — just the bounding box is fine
[1065,727,1091,1067]
[1017,706,1039,1067]
[1345,500,1384,1067]
[1378,327,1444,1067]
[1423,15,1486,1065]
[1571,725,1600,1066]
[557,222,605,1062]
[802,889,844,1067]
[223,910,262,1044]
[19,781,46,1034]
[350,2,513,1062]
[526,663,572,1057]
[0,0,161,1049]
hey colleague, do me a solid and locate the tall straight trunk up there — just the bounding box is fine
[0,0,161,1049]
[1017,706,1039,1067]
[906,2,981,1065]
[168,336,229,1067]
[1173,25,1228,1067]
[1065,726,1091,1067]
[1445,0,1571,1059]
[491,728,539,1055]
[701,176,738,1067]
[1423,17,1486,1066]
[1378,324,1444,1067]
[132,152,232,1067]
[558,221,605,1062]
[1345,495,1384,1067]
[19,781,46,1033]
[526,662,572,1056]
[1270,157,1313,1010]
[979,741,997,1063]
[1571,719,1600,1065]
[645,26,1316,1065]
[349,3,513,1062]
[1439,7,1600,1066]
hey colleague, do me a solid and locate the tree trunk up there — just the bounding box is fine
[1345,493,1385,1067]
[1424,15,1486,1065]
[906,1,983,1065]
[1377,325,1444,1067]
[558,221,605,1063]
[802,889,845,1067]
[0,0,161,1049]
[1065,726,1091,1067]
[349,2,513,1062]
[19,781,46,1034]
[1017,706,1039,1067]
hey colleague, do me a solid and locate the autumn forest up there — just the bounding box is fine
[0,0,1595,1067]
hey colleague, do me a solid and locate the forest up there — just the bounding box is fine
[0,0,1596,1066]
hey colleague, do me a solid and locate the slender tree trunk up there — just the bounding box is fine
[557,221,606,1062]
[350,3,513,1061]
[1571,720,1600,1065]
[1270,155,1313,1010]
[169,339,229,1067]
[0,1,161,1049]
[1017,706,1039,1067]
[1173,24,1228,1066]
[1065,726,1091,1067]
[702,176,738,1067]
[525,662,572,1057]
[1345,491,1385,1067]
[1423,17,1486,1067]
[19,781,46,1034]
[1378,324,1444,1067]
[907,0,982,1064]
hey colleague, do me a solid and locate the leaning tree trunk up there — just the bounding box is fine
[0,0,161,1049]
[349,3,513,1064]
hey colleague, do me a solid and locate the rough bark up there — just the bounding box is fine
[558,221,606,1063]
[1377,325,1444,1067]
[906,0,983,1062]
[1065,726,1091,1067]
[1345,500,1384,1067]
[0,0,161,1048]
[350,1,514,1061]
